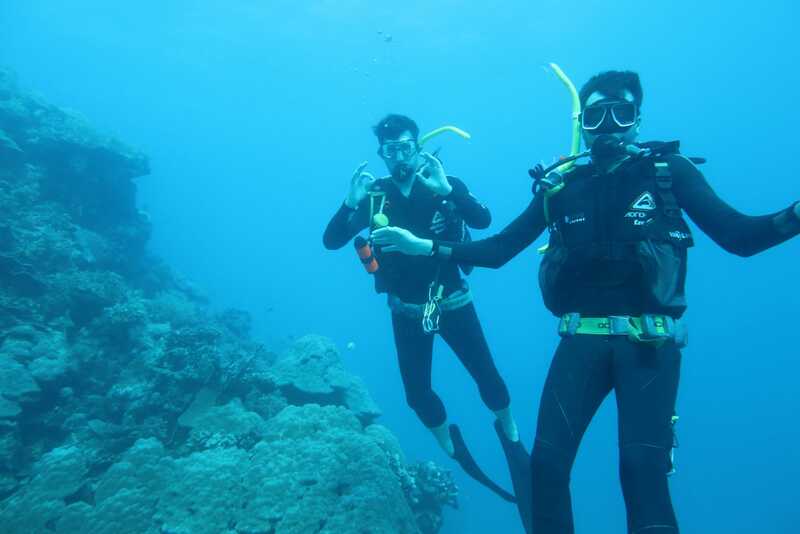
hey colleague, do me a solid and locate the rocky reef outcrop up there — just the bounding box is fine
[0,68,457,533]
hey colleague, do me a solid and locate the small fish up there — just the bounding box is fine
[346,341,356,351]
[384,34,393,43]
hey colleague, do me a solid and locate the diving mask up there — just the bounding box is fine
[581,101,638,132]
[378,139,418,161]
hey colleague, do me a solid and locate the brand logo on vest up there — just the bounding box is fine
[669,230,691,240]
[631,192,657,211]
[564,213,586,225]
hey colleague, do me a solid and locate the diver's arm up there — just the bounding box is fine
[776,202,800,235]
[437,193,547,268]
[322,200,369,250]
[670,155,800,257]
[445,176,492,229]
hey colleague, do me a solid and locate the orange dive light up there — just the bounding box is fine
[354,236,378,273]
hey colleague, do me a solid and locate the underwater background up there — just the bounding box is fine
[1,1,798,532]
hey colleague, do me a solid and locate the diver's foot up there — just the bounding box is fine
[500,419,520,442]
[430,422,456,457]
[494,407,520,442]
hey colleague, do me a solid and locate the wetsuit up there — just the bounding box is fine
[323,176,511,428]
[438,154,800,533]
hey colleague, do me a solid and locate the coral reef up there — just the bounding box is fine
[266,335,382,425]
[0,67,457,533]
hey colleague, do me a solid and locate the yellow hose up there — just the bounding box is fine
[538,63,582,254]
[548,63,582,173]
[419,125,472,146]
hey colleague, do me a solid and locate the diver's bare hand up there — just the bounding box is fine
[345,161,376,208]
[371,227,432,256]
[416,152,452,196]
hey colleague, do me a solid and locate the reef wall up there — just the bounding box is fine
[0,68,456,534]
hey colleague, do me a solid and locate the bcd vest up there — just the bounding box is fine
[369,177,474,279]
[539,153,695,317]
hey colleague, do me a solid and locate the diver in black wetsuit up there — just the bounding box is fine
[323,114,521,463]
[372,73,800,533]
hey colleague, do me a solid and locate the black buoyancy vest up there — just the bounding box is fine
[369,177,473,294]
[539,147,695,317]
[369,177,470,242]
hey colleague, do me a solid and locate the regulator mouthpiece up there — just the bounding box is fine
[591,135,625,159]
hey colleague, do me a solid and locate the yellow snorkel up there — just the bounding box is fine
[419,125,472,146]
[535,63,584,254]
[548,62,582,174]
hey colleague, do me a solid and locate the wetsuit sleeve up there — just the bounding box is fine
[441,192,547,268]
[322,199,370,250]
[444,176,492,229]
[669,155,800,257]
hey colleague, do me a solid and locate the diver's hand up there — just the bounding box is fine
[371,227,433,256]
[528,163,546,182]
[416,152,452,196]
[793,202,800,220]
[345,161,376,208]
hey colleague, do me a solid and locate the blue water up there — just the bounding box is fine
[2,1,798,532]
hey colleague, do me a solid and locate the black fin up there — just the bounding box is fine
[494,420,533,534]
[449,424,516,503]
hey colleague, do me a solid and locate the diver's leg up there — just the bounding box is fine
[439,303,515,438]
[438,303,527,513]
[613,339,681,533]
[531,335,614,534]
[391,311,453,454]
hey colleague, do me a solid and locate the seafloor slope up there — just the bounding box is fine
[0,68,456,534]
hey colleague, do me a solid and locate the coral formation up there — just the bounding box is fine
[0,67,457,533]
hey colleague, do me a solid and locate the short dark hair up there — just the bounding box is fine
[579,71,643,110]
[372,114,419,144]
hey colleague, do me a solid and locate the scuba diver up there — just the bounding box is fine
[323,114,527,504]
[371,72,800,533]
